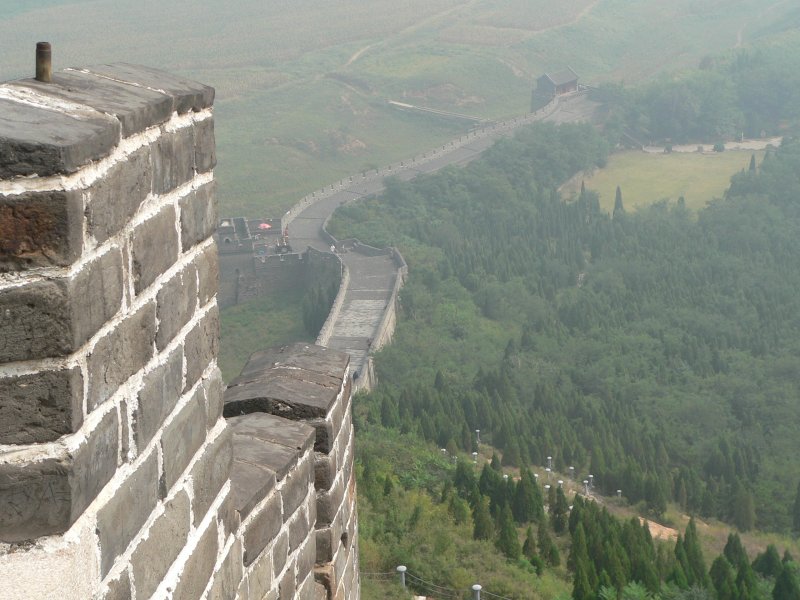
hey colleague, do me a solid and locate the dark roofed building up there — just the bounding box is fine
[537,67,579,97]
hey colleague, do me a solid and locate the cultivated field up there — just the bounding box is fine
[0,0,795,217]
[562,150,766,213]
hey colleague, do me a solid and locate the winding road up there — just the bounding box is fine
[286,93,599,385]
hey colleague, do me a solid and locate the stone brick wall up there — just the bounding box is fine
[224,343,361,600]
[0,61,360,600]
[0,63,226,599]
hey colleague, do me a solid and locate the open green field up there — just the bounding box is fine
[0,0,796,218]
[562,150,765,213]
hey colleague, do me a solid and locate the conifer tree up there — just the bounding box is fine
[723,533,749,570]
[523,525,537,561]
[793,481,800,534]
[539,521,560,566]
[473,496,494,541]
[613,186,625,219]
[710,557,737,600]
[496,503,521,560]
[753,545,783,579]
[683,518,710,588]
[772,566,800,600]
[513,469,544,524]
[552,486,570,534]
[749,153,757,172]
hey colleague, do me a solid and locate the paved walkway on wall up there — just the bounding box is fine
[287,93,599,380]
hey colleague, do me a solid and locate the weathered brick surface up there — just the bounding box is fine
[272,531,289,578]
[172,520,218,600]
[0,190,83,271]
[296,541,317,592]
[0,367,83,444]
[204,367,225,430]
[196,243,219,306]
[283,455,313,522]
[72,247,124,346]
[161,391,207,491]
[152,127,194,195]
[135,345,182,451]
[97,450,158,577]
[83,63,215,115]
[88,301,156,410]
[194,118,216,173]
[296,572,317,600]
[184,306,219,391]
[231,437,277,518]
[288,504,310,554]
[0,97,119,179]
[278,560,296,600]
[190,426,232,527]
[130,205,178,295]
[208,539,243,600]
[15,71,173,137]
[246,546,274,600]
[85,146,151,244]
[130,489,190,599]
[180,181,217,252]
[100,569,132,600]
[155,263,197,350]
[0,408,118,542]
[243,492,281,567]
[0,280,70,361]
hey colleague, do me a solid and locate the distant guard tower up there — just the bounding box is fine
[532,67,579,111]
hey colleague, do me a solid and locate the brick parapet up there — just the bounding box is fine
[0,62,236,600]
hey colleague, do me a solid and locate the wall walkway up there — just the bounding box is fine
[288,92,598,390]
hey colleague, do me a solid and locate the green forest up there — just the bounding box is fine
[330,33,800,600]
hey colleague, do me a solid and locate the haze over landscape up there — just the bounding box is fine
[3,1,800,598]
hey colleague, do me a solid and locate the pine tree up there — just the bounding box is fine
[613,186,625,219]
[552,486,570,534]
[573,557,595,600]
[523,525,537,561]
[793,481,800,534]
[473,496,494,541]
[772,567,800,600]
[513,469,543,524]
[732,486,756,532]
[749,153,757,172]
[683,518,710,588]
[496,504,521,560]
[723,533,749,570]
[539,521,560,566]
[754,545,783,579]
[710,557,737,600]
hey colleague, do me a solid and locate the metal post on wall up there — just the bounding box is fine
[472,584,482,600]
[397,565,407,588]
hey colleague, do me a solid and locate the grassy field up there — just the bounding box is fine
[561,150,765,213]
[0,0,796,218]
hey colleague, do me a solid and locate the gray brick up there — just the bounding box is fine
[204,367,224,430]
[194,118,216,173]
[217,483,241,538]
[151,127,194,195]
[288,505,310,554]
[296,572,316,600]
[130,490,190,599]
[0,190,83,271]
[0,97,119,179]
[226,413,315,473]
[0,279,70,361]
[296,540,316,589]
[190,426,232,527]
[135,345,182,451]
[184,306,219,391]
[0,367,83,444]
[230,438,277,518]
[100,569,132,600]
[208,539,243,600]
[161,391,206,492]
[314,454,337,492]
[71,246,124,346]
[0,407,118,542]
[196,243,219,306]
[278,559,296,600]
[316,470,344,527]
[247,546,274,600]
[130,205,178,294]
[88,301,156,410]
[155,264,197,350]
[282,454,313,521]
[180,181,216,251]
[172,520,218,600]
[97,449,158,577]
[272,531,289,579]
[243,492,281,567]
[83,63,215,115]
[13,71,173,137]
[86,146,151,244]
